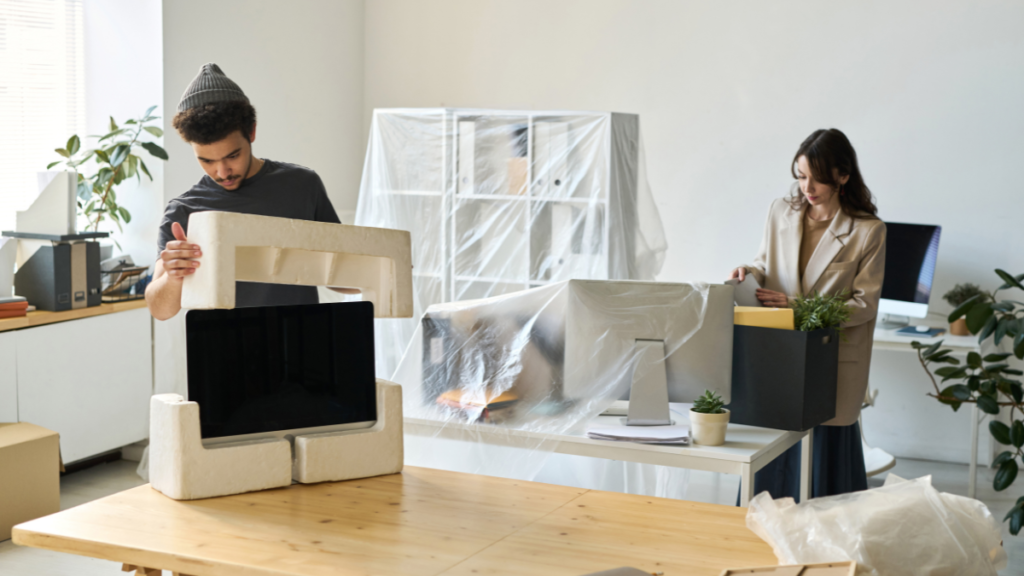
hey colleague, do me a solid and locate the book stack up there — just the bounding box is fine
[0,296,28,319]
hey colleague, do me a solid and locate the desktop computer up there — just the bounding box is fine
[421,280,735,426]
[878,222,942,329]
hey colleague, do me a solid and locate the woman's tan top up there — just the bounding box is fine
[799,211,834,281]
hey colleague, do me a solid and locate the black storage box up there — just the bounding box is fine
[727,325,839,431]
[14,241,101,311]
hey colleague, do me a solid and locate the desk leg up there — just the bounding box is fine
[800,431,813,503]
[969,403,979,499]
[740,462,754,507]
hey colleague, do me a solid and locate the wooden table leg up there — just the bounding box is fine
[122,563,183,576]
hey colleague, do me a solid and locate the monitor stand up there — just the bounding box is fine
[625,339,674,426]
[879,313,911,331]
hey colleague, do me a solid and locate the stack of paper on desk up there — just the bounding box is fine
[586,422,690,445]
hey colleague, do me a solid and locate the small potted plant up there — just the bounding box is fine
[690,390,730,446]
[942,283,986,336]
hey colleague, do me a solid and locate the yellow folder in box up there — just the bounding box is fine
[734,306,795,330]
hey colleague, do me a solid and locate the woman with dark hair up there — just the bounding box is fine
[729,128,887,500]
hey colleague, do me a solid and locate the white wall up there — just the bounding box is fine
[362,0,1024,464]
[84,0,164,264]
[162,0,365,219]
[364,0,1024,304]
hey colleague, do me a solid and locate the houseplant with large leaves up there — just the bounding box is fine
[911,268,1024,533]
[48,105,168,235]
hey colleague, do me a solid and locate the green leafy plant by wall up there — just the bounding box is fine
[912,268,1024,534]
[692,390,726,414]
[48,105,168,234]
[790,291,852,333]
[943,283,987,308]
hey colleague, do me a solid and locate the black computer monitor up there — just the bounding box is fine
[879,222,941,326]
[186,301,377,444]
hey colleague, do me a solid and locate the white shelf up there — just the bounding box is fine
[455,193,529,202]
[454,275,529,285]
[373,189,442,197]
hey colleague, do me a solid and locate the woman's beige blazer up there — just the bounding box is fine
[743,197,887,426]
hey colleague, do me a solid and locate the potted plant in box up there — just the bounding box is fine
[690,390,729,446]
[942,283,986,336]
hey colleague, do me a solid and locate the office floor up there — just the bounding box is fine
[0,457,1021,575]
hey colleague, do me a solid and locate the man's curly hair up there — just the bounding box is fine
[172,100,257,145]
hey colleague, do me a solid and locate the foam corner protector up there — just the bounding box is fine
[149,394,293,500]
[293,379,404,484]
[149,380,405,501]
[180,211,413,317]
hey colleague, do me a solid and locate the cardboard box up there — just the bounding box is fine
[0,422,61,541]
[727,325,838,431]
[734,306,795,330]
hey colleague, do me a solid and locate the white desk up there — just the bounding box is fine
[405,408,811,507]
[871,320,984,497]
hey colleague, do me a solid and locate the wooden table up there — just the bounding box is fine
[13,466,777,576]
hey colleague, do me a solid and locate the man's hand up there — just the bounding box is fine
[160,222,201,279]
[756,288,789,308]
[728,267,747,281]
[146,222,200,321]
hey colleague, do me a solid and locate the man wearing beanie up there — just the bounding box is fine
[146,63,342,320]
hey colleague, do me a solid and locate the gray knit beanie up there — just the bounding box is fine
[177,63,249,113]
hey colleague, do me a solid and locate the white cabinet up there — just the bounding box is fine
[0,331,16,422]
[357,109,653,377]
[359,109,643,306]
[15,308,152,463]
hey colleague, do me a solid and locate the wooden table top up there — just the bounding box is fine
[0,299,147,333]
[13,466,776,576]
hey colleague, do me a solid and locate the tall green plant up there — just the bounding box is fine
[48,105,168,234]
[911,268,1024,533]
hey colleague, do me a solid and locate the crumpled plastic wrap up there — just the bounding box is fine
[353,108,667,380]
[392,279,713,479]
[746,474,1008,575]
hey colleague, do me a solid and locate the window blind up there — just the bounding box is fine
[0,0,85,233]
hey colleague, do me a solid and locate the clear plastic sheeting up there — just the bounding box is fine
[393,279,709,480]
[747,474,1008,576]
[354,109,667,379]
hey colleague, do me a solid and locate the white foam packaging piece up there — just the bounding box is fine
[149,394,293,500]
[293,380,403,483]
[151,380,405,500]
[149,212,413,500]
[180,211,413,317]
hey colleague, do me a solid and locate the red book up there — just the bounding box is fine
[0,301,29,311]
[0,309,27,319]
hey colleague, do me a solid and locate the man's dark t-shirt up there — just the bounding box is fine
[157,160,341,308]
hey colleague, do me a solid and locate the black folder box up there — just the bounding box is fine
[14,242,101,311]
[727,325,839,432]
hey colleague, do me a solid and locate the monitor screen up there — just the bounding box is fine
[186,301,376,440]
[880,222,941,305]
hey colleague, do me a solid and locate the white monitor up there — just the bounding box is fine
[878,222,941,328]
[421,280,734,427]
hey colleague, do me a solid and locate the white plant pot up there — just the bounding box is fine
[689,408,730,446]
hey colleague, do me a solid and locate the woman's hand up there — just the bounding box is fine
[756,288,789,308]
[728,267,747,281]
